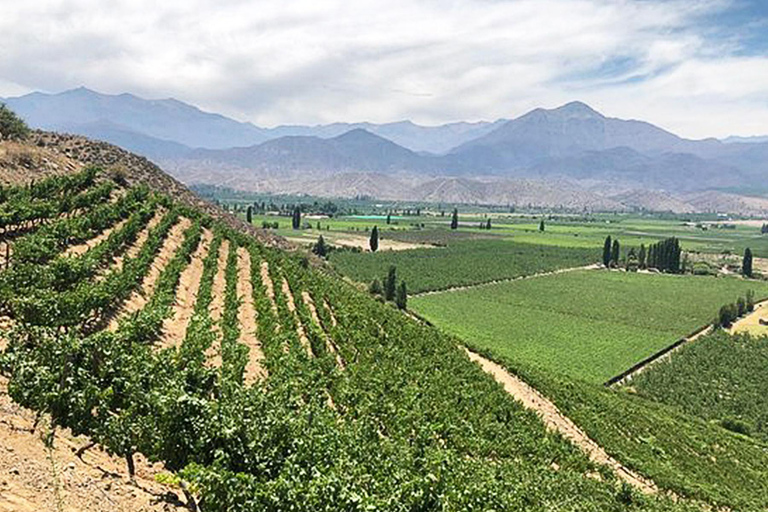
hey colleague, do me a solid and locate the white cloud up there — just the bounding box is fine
[0,0,765,137]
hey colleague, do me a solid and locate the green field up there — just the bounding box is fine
[330,238,599,293]
[631,331,768,441]
[412,270,768,383]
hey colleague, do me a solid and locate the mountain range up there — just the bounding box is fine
[3,87,767,213]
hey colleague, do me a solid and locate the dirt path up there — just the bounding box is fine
[413,264,602,297]
[302,291,345,369]
[205,239,230,369]
[281,278,313,357]
[0,377,188,512]
[0,241,10,270]
[323,300,338,328]
[111,209,165,273]
[463,348,658,494]
[260,261,277,314]
[157,228,213,350]
[236,247,266,384]
[63,218,128,258]
[107,218,192,331]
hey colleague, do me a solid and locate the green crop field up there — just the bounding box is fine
[411,270,768,383]
[330,238,599,293]
[630,331,768,441]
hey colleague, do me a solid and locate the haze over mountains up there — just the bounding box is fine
[3,87,768,214]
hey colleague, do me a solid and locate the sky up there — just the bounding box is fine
[0,0,766,139]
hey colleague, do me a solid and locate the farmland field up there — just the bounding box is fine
[411,270,768,383]
[330,238,599,293]
[630,331,768,441]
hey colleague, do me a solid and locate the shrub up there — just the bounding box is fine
[0,104,30,140]
[721,417,752,436]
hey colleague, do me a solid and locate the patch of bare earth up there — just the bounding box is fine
[108,217,192,331]
[236,247,266,384]
[302,292,344,369]
[0,242,10,270]
[729,299,768,336]
[63,219,129,258]
[157,229,213,350]
[0,377,188,512]
[331,235,425,252]
[463,348,658,495]
[205,240,230,369]
[0,140,82,186]
[281,278,312,357]
[260,261,277,314]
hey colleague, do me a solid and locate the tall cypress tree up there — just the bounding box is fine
[743,247,753,277]
[486,218,492,230]
[291,207,301,230]
[638,244,647,269]
[611,239,620,267]
[602,236,612,267]
[450,208,459,230]
[395,281,408,310]
[312,235,327,257]
[384,266,397,301]
[539,219,545,232]
[370,226,379,252]
[246,205,253,224]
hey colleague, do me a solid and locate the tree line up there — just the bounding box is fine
[369,265,407,309]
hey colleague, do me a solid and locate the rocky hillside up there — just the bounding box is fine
[0,130,288,248]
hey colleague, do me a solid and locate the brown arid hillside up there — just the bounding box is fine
[0,375,188,512]
[0,131,288,249]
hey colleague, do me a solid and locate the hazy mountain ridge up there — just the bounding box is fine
[1,88,505,154]
[4,88,768,214]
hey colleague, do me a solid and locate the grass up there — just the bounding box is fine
[412,270,768,383]
[630,331,768,442]
[330,238,599,293]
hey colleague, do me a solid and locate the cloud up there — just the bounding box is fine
[0,0,766,137]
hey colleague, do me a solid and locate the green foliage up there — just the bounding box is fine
[602,236,612,267]
[412,271,768,383]
[480,348,768,511]
[395,280,407,310]
[312,235,327,257]
[368,278,382,296]
[0,174,757,511]
[0,103,30,140]
[369,225,379,252]
[331,239,598,293]
[647,238,682,273]
[742,247,753,277]
[384,265,397,301]
[450,208,458,230]
[632,331,768,443]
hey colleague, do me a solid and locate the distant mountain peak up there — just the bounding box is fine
[552,101,603,118]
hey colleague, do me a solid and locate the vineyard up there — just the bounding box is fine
[630,331,768,441]
[411,270,768,383]
[330,238,599,293]
[0,167,698,510]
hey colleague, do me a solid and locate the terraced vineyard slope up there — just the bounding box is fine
[0,165,700,511]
